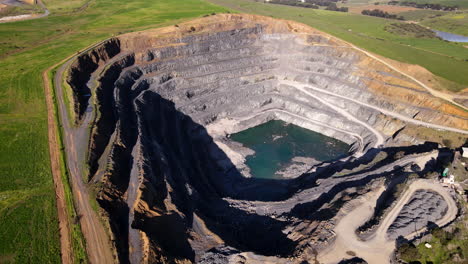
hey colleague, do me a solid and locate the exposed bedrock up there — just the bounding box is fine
[65,14,466,263]
[67,38,121,121]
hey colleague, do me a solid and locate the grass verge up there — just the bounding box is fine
[48,67,88,263]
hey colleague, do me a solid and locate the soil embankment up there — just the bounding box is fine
[42,66,72,264]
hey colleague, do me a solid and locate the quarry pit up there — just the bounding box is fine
[59,14,467,264]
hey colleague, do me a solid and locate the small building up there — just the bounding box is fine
[462,147,468,158]
[442,175,455,185]
[442,168,449,177]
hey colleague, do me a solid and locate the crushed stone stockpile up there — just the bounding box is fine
[387,189,448,240]
[65,14,464,263]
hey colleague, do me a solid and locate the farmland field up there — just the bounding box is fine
[343,0,468,36]
[420,12,468,36]
[345,0,468,8]
[397,9,446,20]
[395,0,468,8]
[347,4,418,14]
[0,0,228,262]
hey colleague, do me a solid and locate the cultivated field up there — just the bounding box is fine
[397,9,446,20]
[398,0,468,8]
[0,0,228,262]
[345,0,468,9]
[421,12,468,36]
[348,4,418,14]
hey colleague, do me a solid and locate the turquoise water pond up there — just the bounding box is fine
[230,120,350,179]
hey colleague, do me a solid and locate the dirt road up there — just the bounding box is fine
[282,80,468,135]
[54,59,115,264]
[0,0,49,23]
[349,44,468,111]
[318,171,458,264]
[375,178,458,241]
[42,67,72,264]
[280,80,387,147]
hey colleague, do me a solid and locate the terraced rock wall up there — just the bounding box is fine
[65,14,466,263]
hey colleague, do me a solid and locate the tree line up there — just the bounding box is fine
[361,9,405,20]
[267,0,348,12]
[388,1,458,11]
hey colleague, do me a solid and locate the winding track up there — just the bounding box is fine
[42,64,72,264]
[375,178,458,242]
[348,44,468,111]
[281,80,468,135]
[53,59,115,264]
[318,176,458,264]
[0,0,49,23]
[280,80,386,147]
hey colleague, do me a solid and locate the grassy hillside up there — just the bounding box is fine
[0,0,228,263]
[209,0,468,87]
[399,0,468,8]
[421,12,468,36]
[398,9,446,20]
[398,10,468,36]
[345,0,468,9]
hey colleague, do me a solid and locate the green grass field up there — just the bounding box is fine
[397,9,446,20]
[0,0,228,263]
[42,0,89,14]
[339,0,468,36]
[396,10,468,36]
[398,0,468,8]
[345,0,468,8]
[398,218,468,264]
[210,0,468,87]
[421,12,468,36]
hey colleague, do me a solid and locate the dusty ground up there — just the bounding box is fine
[54,59,115,264]
[348,5,418,15]
[318,177,458,264]
[42,65,72,264]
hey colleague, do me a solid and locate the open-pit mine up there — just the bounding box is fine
[58,14,467,264]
